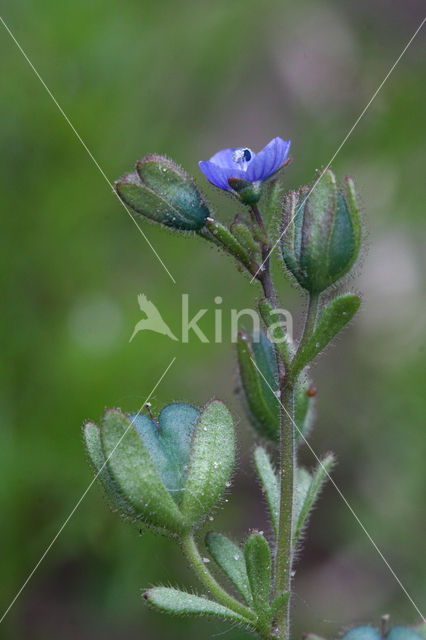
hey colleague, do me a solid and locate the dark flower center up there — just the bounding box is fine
[232,147,253,170]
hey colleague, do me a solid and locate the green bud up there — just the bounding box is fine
[236,330,314,442]
[83,400,235,536]
[115,154,210,231]
[281,170,361,293]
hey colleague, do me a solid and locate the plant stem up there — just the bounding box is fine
[294,293,320,378]
[181,532,256,623]
[273,292,320,640]
[273,380,294,640]
[249,206,321,639]
[251,204,278,308]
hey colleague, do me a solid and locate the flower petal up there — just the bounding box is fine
[208,148,237,169]
[246,137,291,182]
[199,160,233,191]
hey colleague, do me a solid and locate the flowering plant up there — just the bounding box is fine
[82,138,425,640]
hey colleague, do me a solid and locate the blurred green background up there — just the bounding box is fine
[1,0,425,638]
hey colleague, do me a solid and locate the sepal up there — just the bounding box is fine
[180,400,235,525]
[100,409,186,534]
[228,177,264,205]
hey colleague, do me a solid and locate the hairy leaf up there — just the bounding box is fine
[205,532,252,605]
[143,587,247,623]
[293,454,334,545]
[292,293,360,375]
[253,447,280,536]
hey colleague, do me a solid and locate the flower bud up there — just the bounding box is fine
[115,154,210,231]
[281,170,361,293]
[236,330,314,442]
[83,400,235,536]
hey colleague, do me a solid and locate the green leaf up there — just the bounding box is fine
[257,298,291,367]
[244,533,272,617]
[180,400,235,524]
[293,454,335,545]
[143,587,247,623]
[293,467,312,530]
[292,293,361,375]
[237,332,279,441]
[254,447,330,544]
[205,532,252,605]
[253,447,280,537]
[83,421,136,518]
[100,409,186,534]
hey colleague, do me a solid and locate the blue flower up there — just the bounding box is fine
[199,137,291,192]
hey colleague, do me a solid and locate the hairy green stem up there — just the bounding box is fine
[248,206,321,639]
[273,381,294,639]
[292,292,320,380]
[251,204,278,307]
[181,532,256,623]
[273,292,320,640]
